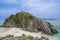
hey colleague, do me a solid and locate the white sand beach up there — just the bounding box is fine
[0,27,58,40]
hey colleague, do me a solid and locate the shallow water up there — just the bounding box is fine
[44,20,60,40]
[53,34,60,40]
[0,20,4,26]
[44,20,60,32]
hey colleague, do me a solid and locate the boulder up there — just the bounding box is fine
[40,36,49,40]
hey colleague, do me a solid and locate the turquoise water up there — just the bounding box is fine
[0,20,4,26]
[44,20,60,40]
[44,20,60,32]
[53,34,60,40]
[0,20,60,40]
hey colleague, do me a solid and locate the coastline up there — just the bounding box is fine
[0,27,58,40]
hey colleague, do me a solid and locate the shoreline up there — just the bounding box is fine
[0,27,58,40]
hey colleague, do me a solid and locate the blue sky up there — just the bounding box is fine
[0,0,60,20]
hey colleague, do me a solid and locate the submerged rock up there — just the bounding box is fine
[3,11,58,35]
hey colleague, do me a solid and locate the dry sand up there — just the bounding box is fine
[0,27,58,40]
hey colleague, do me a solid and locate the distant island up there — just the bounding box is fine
[41,18,56,20]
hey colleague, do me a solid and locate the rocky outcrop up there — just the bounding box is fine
[3,11,58,35]
[40,36,49,40]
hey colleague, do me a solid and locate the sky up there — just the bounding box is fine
[0,0,60,20]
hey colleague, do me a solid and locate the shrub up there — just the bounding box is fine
[27,35,33,39]
[5,34,14,38]
[29,15,33,19]
[22,34,26,37]
[16,24,21,28]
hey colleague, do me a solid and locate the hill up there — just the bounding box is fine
[3,11,58,35]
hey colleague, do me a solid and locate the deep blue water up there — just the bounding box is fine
[0,20,60,40]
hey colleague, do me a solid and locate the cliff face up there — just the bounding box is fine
[3,11,58,35]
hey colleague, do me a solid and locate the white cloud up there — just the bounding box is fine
[21,0,58,13]
[0,0,59,13]
[0,0,60,17]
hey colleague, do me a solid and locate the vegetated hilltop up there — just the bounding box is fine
[3,11,58,35]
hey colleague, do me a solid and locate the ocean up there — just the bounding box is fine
[44,20,60,40]
[0,20,60,40]
[0,20,4,26]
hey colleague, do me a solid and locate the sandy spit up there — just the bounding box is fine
[0,27,58,40]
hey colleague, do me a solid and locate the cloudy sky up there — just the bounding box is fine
[0,0,60,20]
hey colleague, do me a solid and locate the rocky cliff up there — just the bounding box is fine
[3,11,58,35]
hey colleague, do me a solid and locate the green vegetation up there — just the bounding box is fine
[26,35,33,39]
[20,11,33,19]
[5,12,34,28]
[21,34,33,39]
[5,34,14,38]
[15,12,33,28]
[22,34,26,37]
[1,34,41,40]
[15,24,21,28]
[9,15,14,20]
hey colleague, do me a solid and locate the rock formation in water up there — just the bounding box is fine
[3,11,58,35]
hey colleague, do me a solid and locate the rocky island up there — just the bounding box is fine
[0,11,58,40]
[3,11,58,35]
